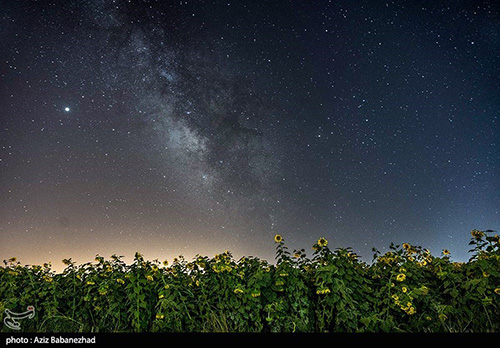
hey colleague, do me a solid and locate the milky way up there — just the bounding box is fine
[1,1,499,270]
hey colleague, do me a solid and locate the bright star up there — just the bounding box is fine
[64,107,70,112]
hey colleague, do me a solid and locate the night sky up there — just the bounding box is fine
[1,0,499,271]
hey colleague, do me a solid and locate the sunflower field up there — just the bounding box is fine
[1,229,499,333]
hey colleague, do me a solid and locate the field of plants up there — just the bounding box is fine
[1,229,499,333]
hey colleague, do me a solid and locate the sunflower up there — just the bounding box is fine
[274,234,283,243]
[396,273,406,282]
[251,291,261,298]
[471,229,484,240]
[494,288,500,295]
[406,307,416,315]
[318,237,328,247]
[442,249,450,255]
[316,288,331,295]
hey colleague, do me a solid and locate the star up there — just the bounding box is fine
[64,107,70,112]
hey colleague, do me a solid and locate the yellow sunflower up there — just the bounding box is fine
[318,238,328,247]
[471,229,484,240]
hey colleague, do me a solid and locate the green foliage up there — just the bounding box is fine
[1,230,499,332]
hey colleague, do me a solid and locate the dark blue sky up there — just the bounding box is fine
[1,0,498,269]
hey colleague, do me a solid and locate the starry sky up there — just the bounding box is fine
[1,0,499,271]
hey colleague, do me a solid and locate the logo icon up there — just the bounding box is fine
[3,306,35,330]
